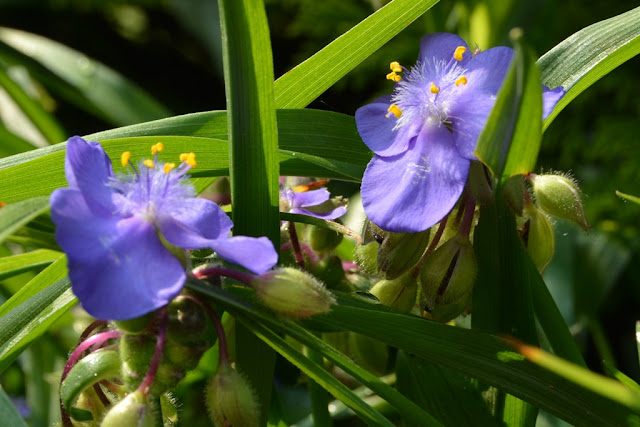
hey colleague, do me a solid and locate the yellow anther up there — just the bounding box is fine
[385,104,402,119]
[454,46,467,61]
[429,82,440,94]
[455,76,468,86]
[386,72,402,82]
[120,151,131,168]
[163,163,176,174]
[389,61,402,73]
[151,142,165,155]
[180,152,197,167]
[143,159,155,169]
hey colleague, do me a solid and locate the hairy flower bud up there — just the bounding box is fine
[206,361,260,427]
[307,225,343,252]
[101,391,154,427]
[419,234,477,321]
[354,241,379,275]
[113,312,153,334]
[251,268,336,318]
[523,201,555,273]
[120,333,156,392]
[369,273,418,313]
[377,229,430,279]
[166,297,210,345]
[529,173,590,230]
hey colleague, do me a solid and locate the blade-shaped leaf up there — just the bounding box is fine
[0,386,28,427]
[0,110,369,204]
[218,0,279,423]
[538,6,640,129]
[0,249,63,281]
[0,196,49,244]
[274,0,439,108]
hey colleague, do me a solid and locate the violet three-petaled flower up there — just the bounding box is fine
[50,136,278,320]
[280,187,346,220]
[356,33,565,233]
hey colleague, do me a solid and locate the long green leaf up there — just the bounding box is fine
[0,277,75,374]
[539,6,640,130]
[0,386,28,427]
[0,197,49,244]
[218,1,280,424]
[0,249,63,281]
[0,27,171,126]
[0,110,369,204]
[238,318,395,427]
[274,0,439,108]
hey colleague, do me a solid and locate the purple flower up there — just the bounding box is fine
[50,136,278,320]
[356,33,565,233]
[280,187,346,220]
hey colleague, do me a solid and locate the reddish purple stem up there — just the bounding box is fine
[138,309,167,397]
[193,266,256,285]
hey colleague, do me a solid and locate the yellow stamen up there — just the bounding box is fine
[386,71,401,82]
[163,163,176,174]
[455,76,468,86]
[143,159,155,169]
[180,152,197,168]
[429,82,440,94]
[454,46,467,61]
[389,61,402,73]
[385,104,402,119]
[120,151,131,168]
[151,142,165,155]
[292,179,330,193]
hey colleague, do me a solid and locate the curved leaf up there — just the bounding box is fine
[539,6,640,129]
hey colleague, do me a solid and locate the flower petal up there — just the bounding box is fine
[355,96,420,157]
[462,46,514,94]
[361,124,470,233]
[419,33,471,65]
[51,188,185,320]
[209,236,278,275]
[291,188,330,208]
[448,94,497,160]
[291,206,347,220]
[157,197,234,248]
[542,85,565,119]
[64,136,115,214]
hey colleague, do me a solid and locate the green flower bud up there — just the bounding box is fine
[530,173,590,230]
[206,361,260,427]
[251,268,336,318]
[354,241,379,275]
[113,312,153,334]
[120,333,156,391]
[369,273,418,313]
[311,255,353,292]
[361,218,385,245]
[101,391,154,427]
[307,225,343,252]
[523,201,555,273]
[165,340,209,372]
[377,230,430,279]
[419,234,477,320]
[166,297,210,345]
[424,289,472,324]
[468,161,495,206]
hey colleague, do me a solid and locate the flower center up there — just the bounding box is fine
[108,143,197,222]
[385,46,469,131]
